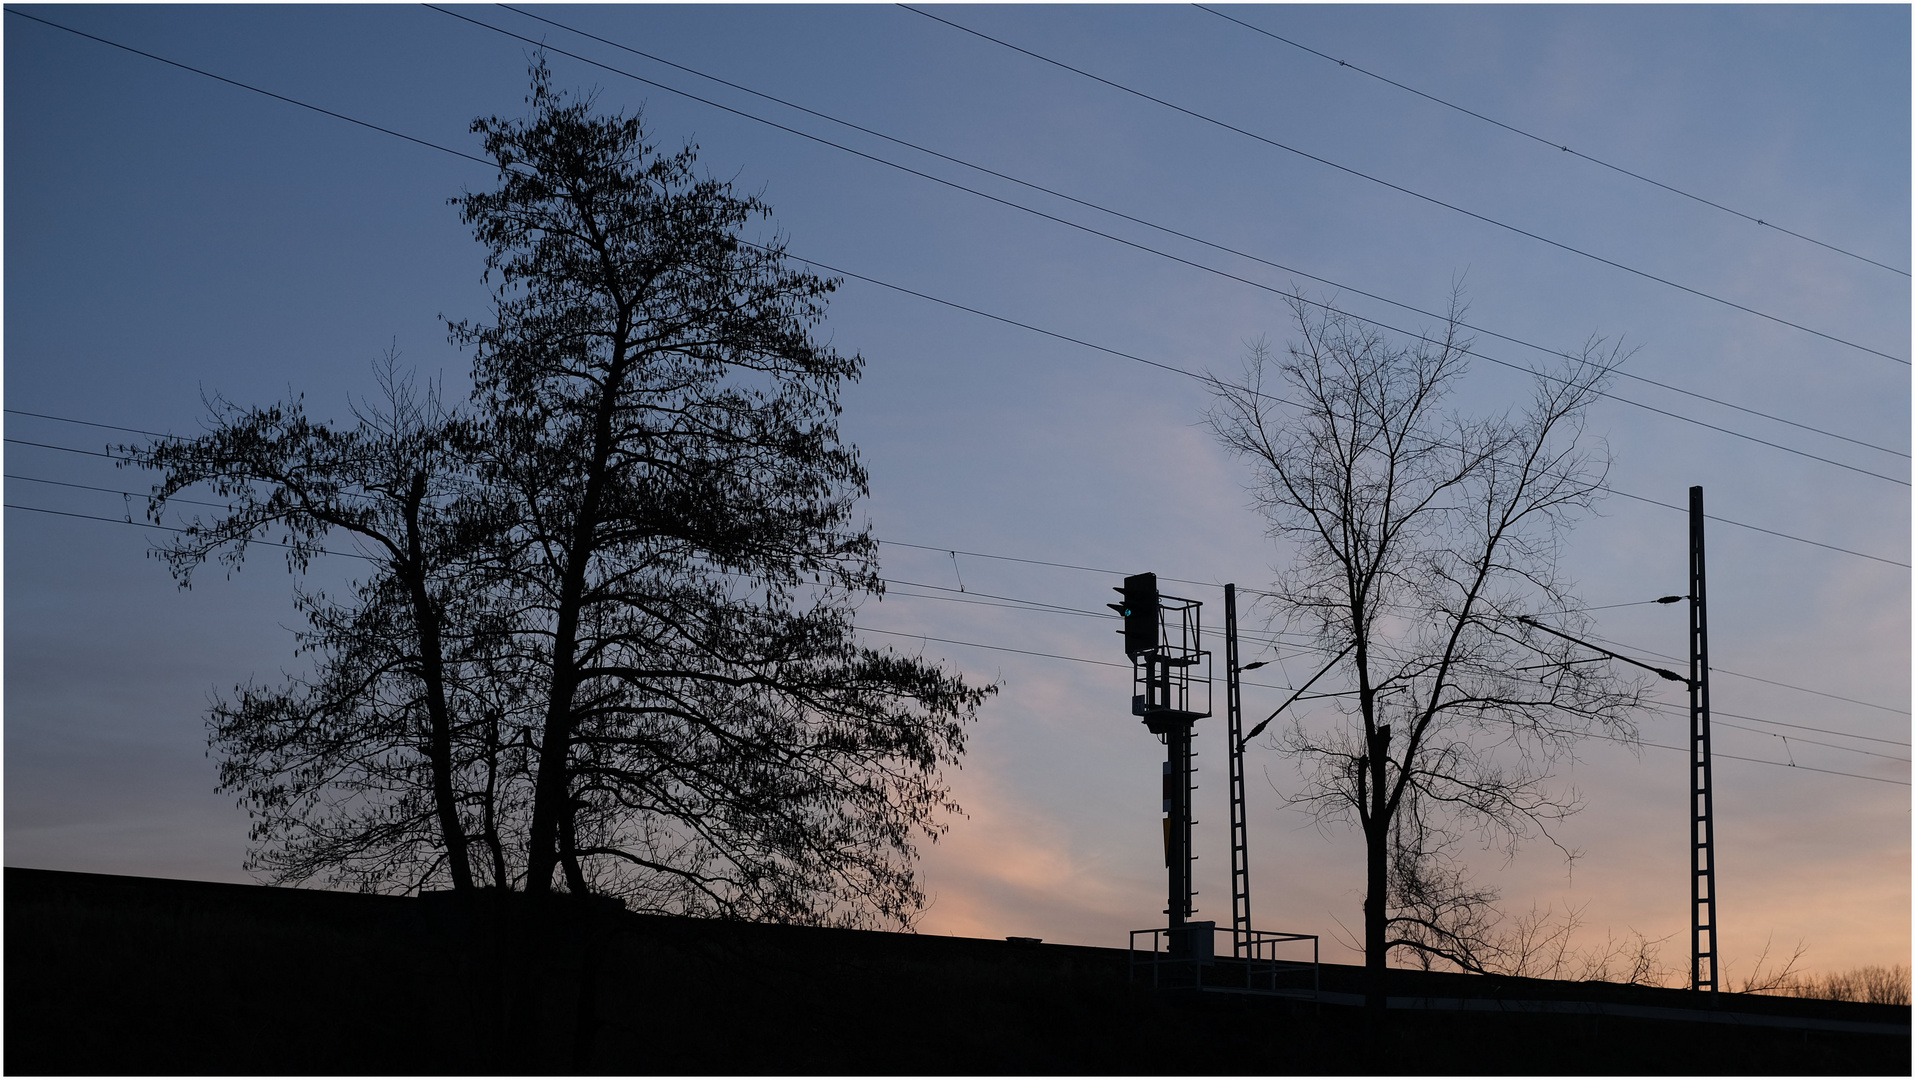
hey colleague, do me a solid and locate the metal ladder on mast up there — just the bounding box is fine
[1225,584,1252,957]
[1689,487,1719,996]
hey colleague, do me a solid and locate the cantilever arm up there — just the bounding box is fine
[1245,641,1357,741]
[1514,615,1693,687]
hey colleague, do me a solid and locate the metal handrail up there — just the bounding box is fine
[1128,926,1319,998]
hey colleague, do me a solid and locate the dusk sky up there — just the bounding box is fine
[6,4,1907,981]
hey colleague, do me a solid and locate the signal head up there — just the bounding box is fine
[1117,572,1159,656]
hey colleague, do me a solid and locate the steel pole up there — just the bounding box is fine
[1166,711,1193,932]
[1225,584,1252,958]
[1690,485,1719,996]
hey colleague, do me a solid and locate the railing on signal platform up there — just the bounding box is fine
[1127,925,1319,999]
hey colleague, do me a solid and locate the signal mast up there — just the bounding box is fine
[1110,573,1212,952]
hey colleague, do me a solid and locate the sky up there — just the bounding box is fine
[5,4,1908,982]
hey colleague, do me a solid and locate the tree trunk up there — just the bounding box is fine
[525,618,581,896]
[1364,728,1392,1059]
[414,581,473,892]
[523,349,628,896]
[560,801,589,895]
[404,484,473,892]
[481,713,510,888]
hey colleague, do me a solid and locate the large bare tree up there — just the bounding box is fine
[1206,295,1644,1028]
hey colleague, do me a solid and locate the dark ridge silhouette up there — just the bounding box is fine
[6,868,1907,1075]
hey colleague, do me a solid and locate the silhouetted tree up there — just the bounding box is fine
[129,361,515,893]
[1206,295,1643,1030]
[131,66,989,929]
[449,66,990,923]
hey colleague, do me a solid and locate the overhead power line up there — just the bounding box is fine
[1595,487,1906,568]
[7,18,1902,679]
[6,473,237,512]
[15,7,1904,488]
[758,246,1913,568]
[494,4,1899,465]
[4,501,377,562]
[4,408,181,442]
[25,394,1889,581]
[5,437,130,461]
[10,152,1910,573]
[1193,4,1910,279]
[482,4,1907,476]
[2,429,393,506]
[4,8,499,171]
[899,5,1908,368]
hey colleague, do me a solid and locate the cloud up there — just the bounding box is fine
[913,762,1146,945]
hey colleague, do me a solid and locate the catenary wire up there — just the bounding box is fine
[25,458,1875,730]
[1706,671,1913,718]
[494,3,1906,464]
[2,497,1320,698]
[1627,695,1909,758]
[887,589,1908,752]
[1741,733,1904,764]
[1600,488,1908,566]
[14,470,1903,752]
[6,437,132,461]
[11,10,1906,505]
[872,538,1911,714]
[861,538,1912,742]
[1578,729,1907,787]
[857,618,1906,765]
[1702,710,1911,747]
[879,577,1323,660]
[850,622,1908,786]
[1249,585,1915,720]
[899,4,1908,367]
[4,478,1325,704]
[20,477,1902,755]
[33,418,1900,747]
[1575,628,1912,716]
[1193,4,1910,279]
[873,571,1911,749]
[40,414,1856,665]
